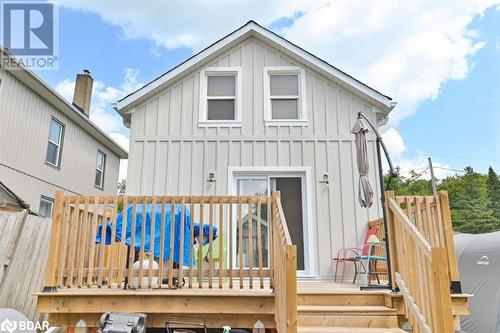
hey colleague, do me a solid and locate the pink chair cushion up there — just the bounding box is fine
[362,227,378,256]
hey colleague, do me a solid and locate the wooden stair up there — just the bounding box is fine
[297,285,405,333]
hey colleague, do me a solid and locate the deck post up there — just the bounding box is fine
[43,190,64,291]
[384,191,397,289]
[438,190,462,293]
[431,247,455,332]
[286,244,297,333]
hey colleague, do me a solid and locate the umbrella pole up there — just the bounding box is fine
[357,113,396,292]
[360,139,394,291]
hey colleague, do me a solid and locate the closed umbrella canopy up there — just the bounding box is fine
[351,118,374,208]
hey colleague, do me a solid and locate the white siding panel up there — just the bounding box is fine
[157,91,171,136]
[315,140,332,276]
[145,98,158,136]
[170,84,183,136]
[126,37,384,278]
[155,141,168,195]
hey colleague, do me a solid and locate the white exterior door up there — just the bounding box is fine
[228,167,314,276]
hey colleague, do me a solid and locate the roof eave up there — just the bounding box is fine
[116,21,394,118]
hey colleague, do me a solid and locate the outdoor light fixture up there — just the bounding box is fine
[207,172,216,183]
[98,313,147,333]
[318,174,329,185]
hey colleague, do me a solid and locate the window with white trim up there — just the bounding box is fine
[46,117,64,167]
[39,196,54,218]
[264,67,307,125]
[95,150,106,189]
[199,67,242,126]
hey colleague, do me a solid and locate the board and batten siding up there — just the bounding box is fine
[0,69,120,211]
[126,37,383,278]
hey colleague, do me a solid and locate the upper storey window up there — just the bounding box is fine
[199,67,242,127]
[46,117,64,167]
[264,66,307,126]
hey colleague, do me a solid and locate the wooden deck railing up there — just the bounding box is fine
[272,192,297,333]
[43,191,297,332]
[386,191,458,332]
[44,192,278,290]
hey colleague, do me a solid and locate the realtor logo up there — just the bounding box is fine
[1,1,58,69]
[0,319,16,333]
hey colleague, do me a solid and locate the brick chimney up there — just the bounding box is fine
[73,69,93,117]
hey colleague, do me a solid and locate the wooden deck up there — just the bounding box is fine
[36,280,471,331]
[36,191,470,332]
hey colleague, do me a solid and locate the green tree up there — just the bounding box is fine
[440,166,495,233]
[384,171,432,196]
[385,165,500,234]
[118,179,126,194]
[487,167,500,222]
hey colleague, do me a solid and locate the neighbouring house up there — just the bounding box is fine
[0,48,128,218]
[115,21,395,279]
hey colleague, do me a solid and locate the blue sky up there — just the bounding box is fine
[29,1,500,180]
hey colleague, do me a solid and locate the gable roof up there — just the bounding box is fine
[116,21,395,122]
[1,47,128,159]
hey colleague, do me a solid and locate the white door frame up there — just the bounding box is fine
[227,166,315,277]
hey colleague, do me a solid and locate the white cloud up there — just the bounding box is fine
[54,78,75,102]
[54,0,305,50]
[55,68,142,133]
[55,0,500,126]
[381,128,405,158]
[55,69,141,181]
[281,0,498,125]
[109,132,129,151]
[54,0,499,181]
[381,127,455,180]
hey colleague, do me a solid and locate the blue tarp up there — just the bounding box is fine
[95,204,217,266]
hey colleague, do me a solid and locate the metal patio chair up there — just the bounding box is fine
[356,242,387,286]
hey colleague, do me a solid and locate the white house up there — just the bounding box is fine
[116,21,395,279]
[0,48,128,218]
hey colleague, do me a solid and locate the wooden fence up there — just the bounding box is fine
[0,209,51,322]
[386,191,457,332]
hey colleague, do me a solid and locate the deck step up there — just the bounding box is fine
[298,304,398,328]
[298,305,397,315]
[298,315,399,328]
[298,293,387,306]
[298,327,406,333]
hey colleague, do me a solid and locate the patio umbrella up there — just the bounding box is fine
[351,117,374,208]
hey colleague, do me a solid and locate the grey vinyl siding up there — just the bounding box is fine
[0,69,120,212]
[126,37,383,278]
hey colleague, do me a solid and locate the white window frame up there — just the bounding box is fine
[198,67,242,127]
[46,117,64,167]
[39,196,54,218]
[95,150,106,189]
[263,66,308,126]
